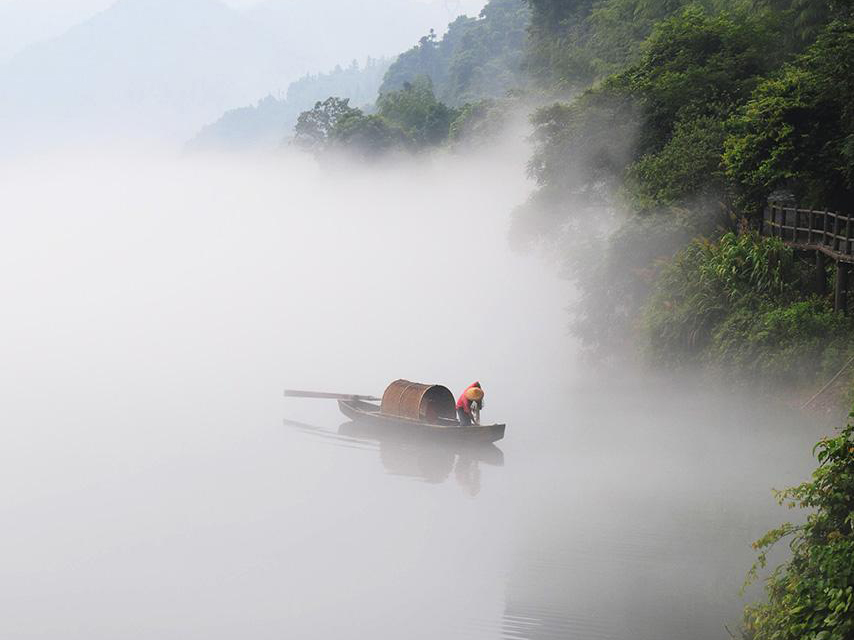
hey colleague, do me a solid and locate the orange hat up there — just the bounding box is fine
[465,387,484,402]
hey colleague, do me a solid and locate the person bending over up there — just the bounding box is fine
[456,381,484,426]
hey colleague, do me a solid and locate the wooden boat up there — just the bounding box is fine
[337,397,506,443]
[284,379,506,443]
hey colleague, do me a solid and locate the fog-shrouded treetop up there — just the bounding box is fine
[380,0,530,106]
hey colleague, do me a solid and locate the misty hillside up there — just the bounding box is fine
[0,0,483,150]
[380,0,530,106]
[187,58,390,153]
[189,0,528,154]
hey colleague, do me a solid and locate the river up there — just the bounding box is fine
[0,146,831,639]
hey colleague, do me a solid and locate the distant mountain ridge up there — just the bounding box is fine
[0,0,485,151]
[0,0,298,148]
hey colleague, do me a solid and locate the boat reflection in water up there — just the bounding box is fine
[337,420,504,495]
[282,417,503,495]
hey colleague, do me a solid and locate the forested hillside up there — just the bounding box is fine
[514,0,854,398]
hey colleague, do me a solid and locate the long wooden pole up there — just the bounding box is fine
[800,354,854,409]
[284,389,382,401]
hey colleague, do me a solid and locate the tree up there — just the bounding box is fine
[376,77,459,147]
[293,97,360,149]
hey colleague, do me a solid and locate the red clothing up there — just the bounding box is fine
[456,382,482,414]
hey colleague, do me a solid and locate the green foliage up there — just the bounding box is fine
[743,421,854,640]
[724,20,854,215]
[382,0,530,105]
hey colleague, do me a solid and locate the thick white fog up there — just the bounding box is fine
[0,137,829,639]
[0,141,556,639]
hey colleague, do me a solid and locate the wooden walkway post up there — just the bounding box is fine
[835,262,849,314]
[816,252,827,295]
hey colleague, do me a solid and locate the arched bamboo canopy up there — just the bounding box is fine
[380,379,457,422]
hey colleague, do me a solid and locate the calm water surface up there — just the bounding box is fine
[280,374,822,640]
[0,150,830,639]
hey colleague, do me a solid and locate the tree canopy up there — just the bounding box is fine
[725,20,854,214]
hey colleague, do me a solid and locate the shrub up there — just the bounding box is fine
[643,231,804,363]
[711,298,850,383]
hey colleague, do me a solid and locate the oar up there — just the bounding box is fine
[284,389,382,401]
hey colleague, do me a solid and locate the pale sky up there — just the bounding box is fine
[0,0,485,64]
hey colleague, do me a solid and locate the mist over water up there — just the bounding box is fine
[0,143,827,639]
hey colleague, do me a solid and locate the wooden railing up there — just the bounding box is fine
[763,200,854,311]
[764,201,854,263]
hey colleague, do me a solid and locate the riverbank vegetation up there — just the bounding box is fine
[744,420,854,640]
[514,5,854,631]
[643,233,854,387]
